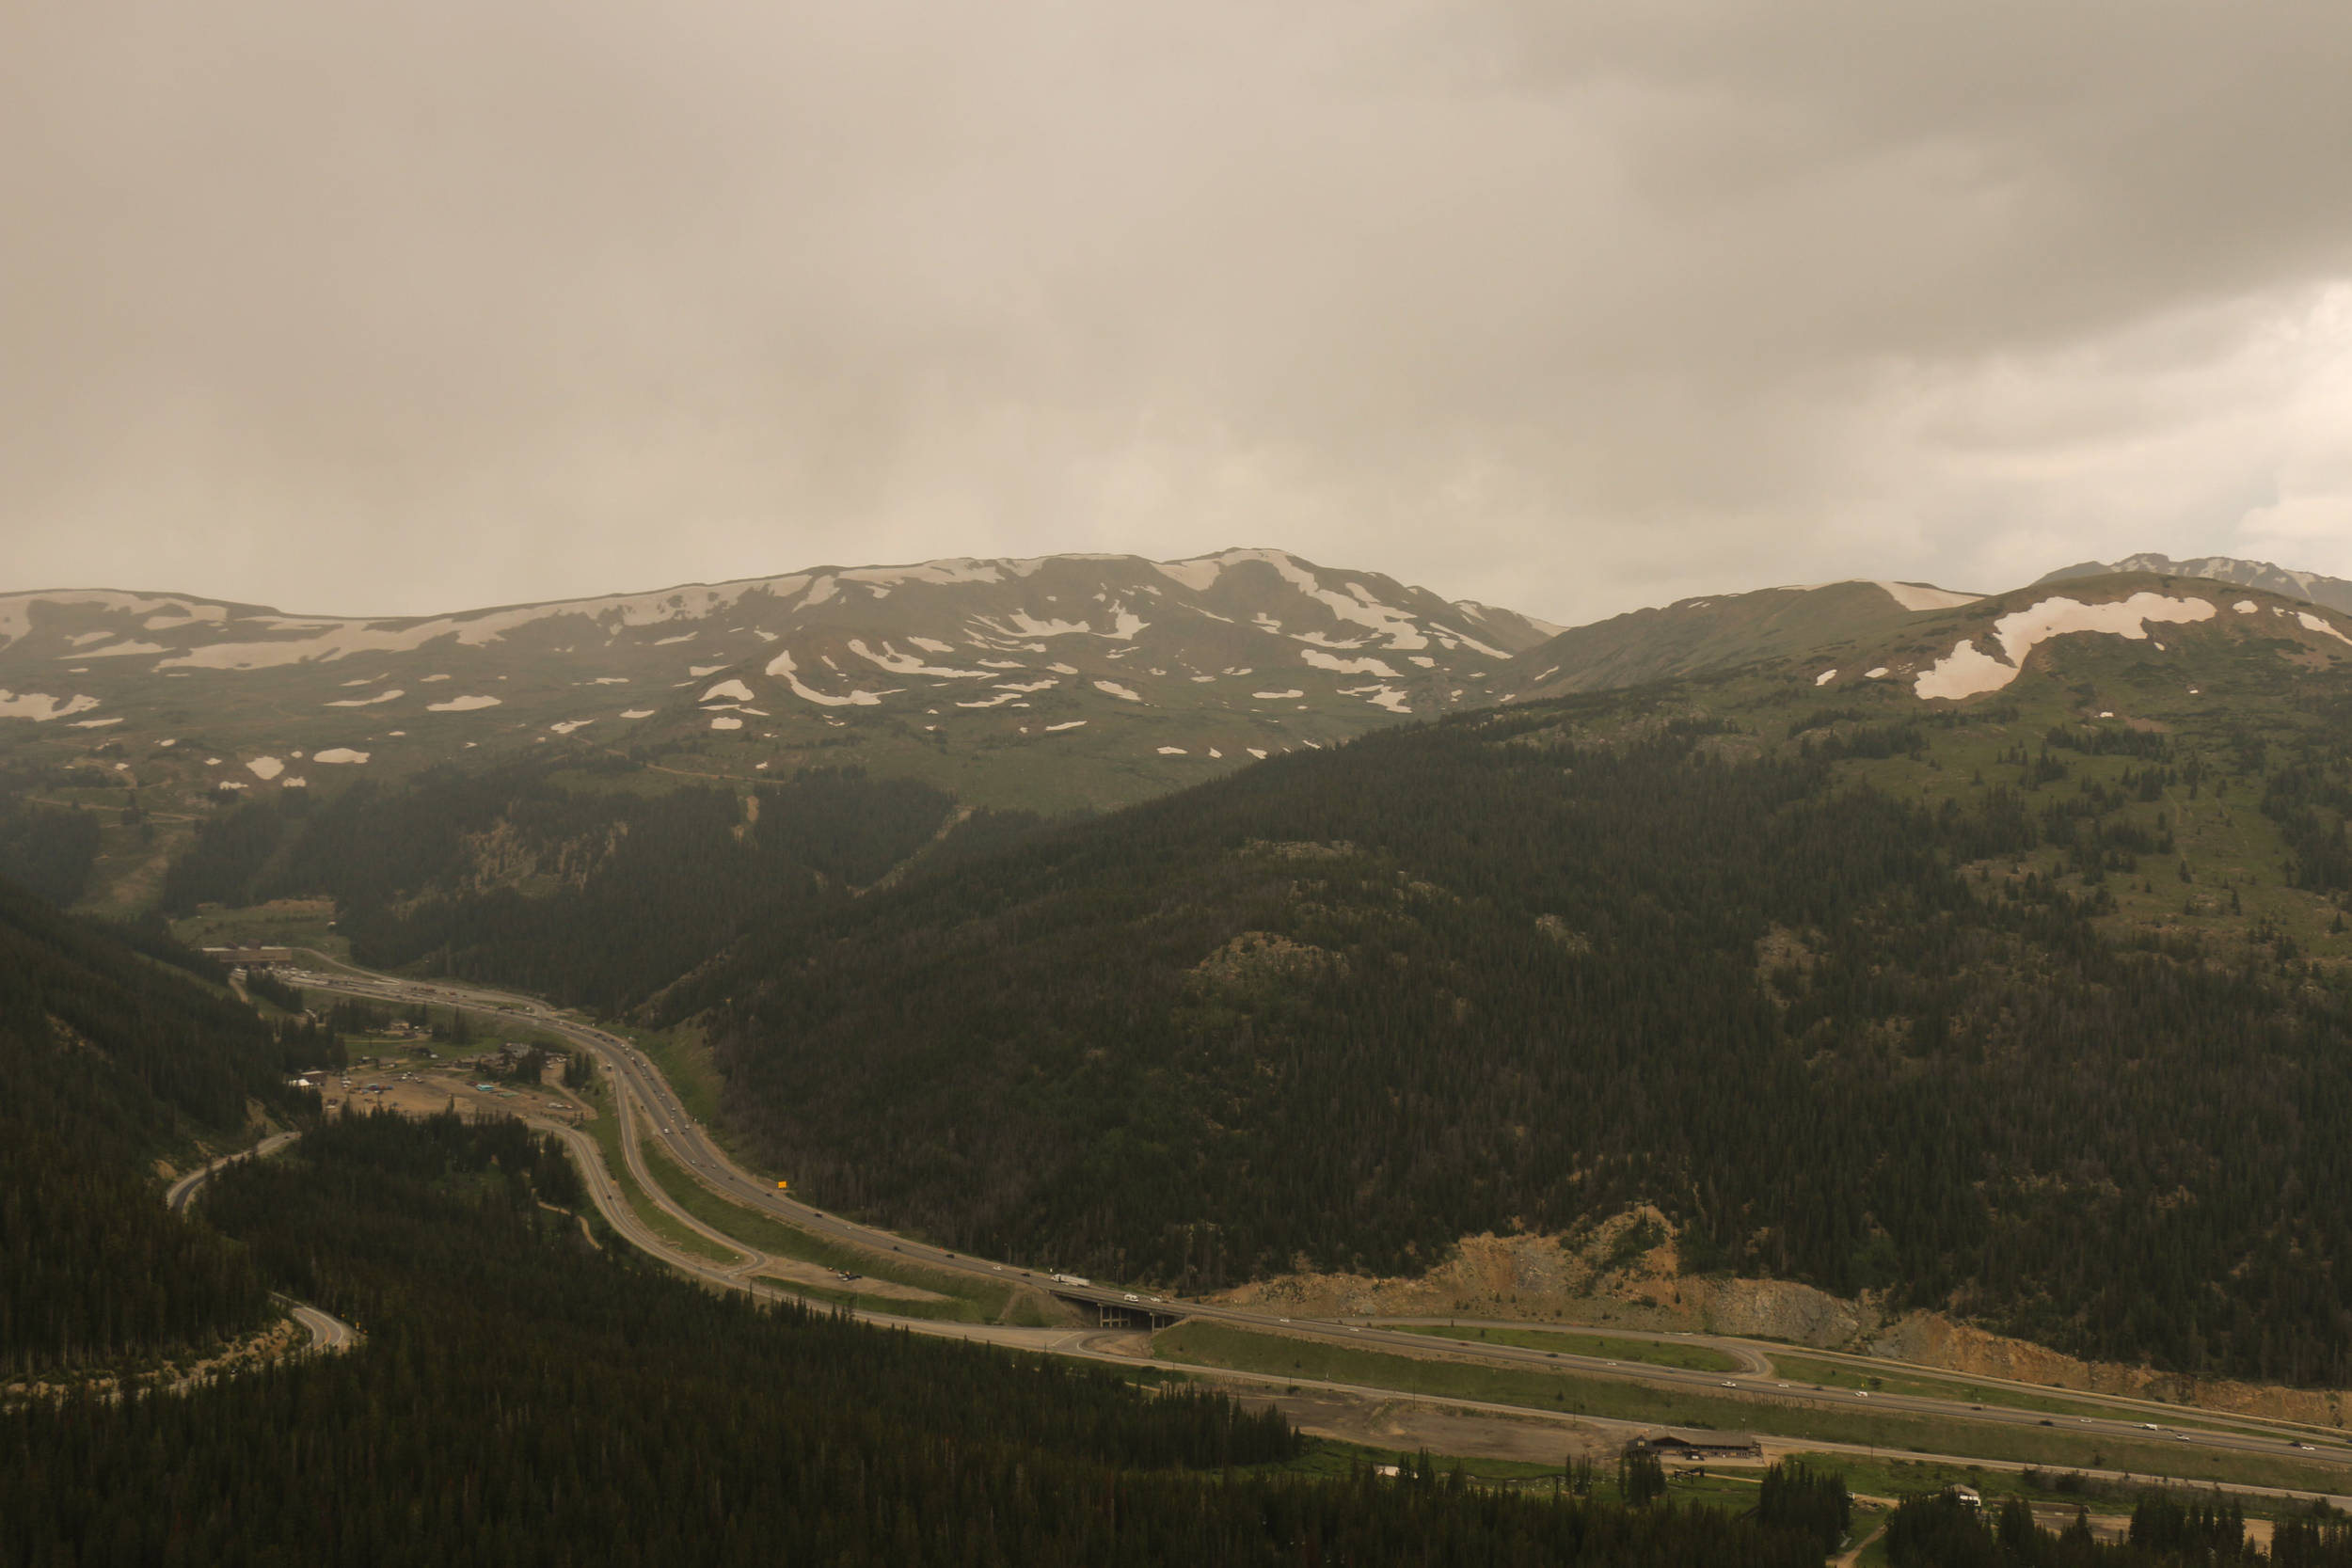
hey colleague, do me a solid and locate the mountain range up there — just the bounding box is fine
[11,542,2352,1421]
[10,549,2352,922]
[0,549,1555,825]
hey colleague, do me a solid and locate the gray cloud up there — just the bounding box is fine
[4,1,2349,622]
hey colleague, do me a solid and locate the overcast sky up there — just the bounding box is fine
[6,2,2350,625]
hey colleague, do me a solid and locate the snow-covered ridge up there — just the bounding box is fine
[0,549,1541,667]
[1873,581,1981,612]
[1,550,1560,760]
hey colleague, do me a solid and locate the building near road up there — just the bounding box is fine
[1623,1431,1762,1463]
[205,945,294,967]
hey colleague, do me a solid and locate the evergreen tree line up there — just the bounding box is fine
[4,1109,1835,1567]
[1755,1461,1851,1554]
[1883,1489,2350,1568]
[653,697,2352,1384]
[0,797,100,906]
[2264,702,2352,894]
[0,875,315,1372]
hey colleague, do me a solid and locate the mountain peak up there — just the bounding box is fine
[2035,552,2352,615]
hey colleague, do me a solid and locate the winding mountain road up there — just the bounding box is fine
[167,1137,359,1352]
[283,957,2352,1493]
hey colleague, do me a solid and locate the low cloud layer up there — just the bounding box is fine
[5,2,2349,622]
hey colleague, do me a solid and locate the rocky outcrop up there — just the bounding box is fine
[1864,1312,2349,1428]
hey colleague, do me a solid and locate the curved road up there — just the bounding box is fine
[167,1132,300,1212]
[285,959,2351,1484]
[168,1136,360,1353]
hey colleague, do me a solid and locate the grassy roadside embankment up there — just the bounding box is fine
[1402,1325,1740,1372]
[594,1020,727,1137]
[1762,1353,2332,1445]
[1153,1323,2352,1497]
[576,1099,741,1265]
[628,1134,1030,1325]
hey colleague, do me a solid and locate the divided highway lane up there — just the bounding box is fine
[286,966,2350,1478]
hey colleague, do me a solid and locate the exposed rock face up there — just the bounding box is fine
[1210,1209,2350,1424]
[1864,1313,2350,1428]
[1694,1278,1869,1347]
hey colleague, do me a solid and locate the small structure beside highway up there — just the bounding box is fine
[1623,1430,1761,1463]
[205,945,294,967]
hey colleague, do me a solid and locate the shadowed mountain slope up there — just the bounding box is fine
[661,577,2352,1385]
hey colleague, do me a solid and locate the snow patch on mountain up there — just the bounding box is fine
[1299,648,1399,678]
[326,689,404,707]
[848,639,990,678]
[0,689,99,721]
[2298,611,2352,647]
[1915,594,2216,700]
[1874,581,1982,612]
[765,650,886,707]
[841,560,1006,588]
[426,694,502,712]
[1341,684,1412,713]
[1216,548,1430,650]
[1153,557,1225,592]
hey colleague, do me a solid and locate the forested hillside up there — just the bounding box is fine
[2,1110,1837,1568]
[157,761,957,1010]
[0,876,321,1375]
[668,655,2352,1386]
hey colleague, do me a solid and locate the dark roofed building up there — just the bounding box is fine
[1625,1430,1762,1462]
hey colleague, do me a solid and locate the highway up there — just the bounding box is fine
[284,958,2352,1488]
